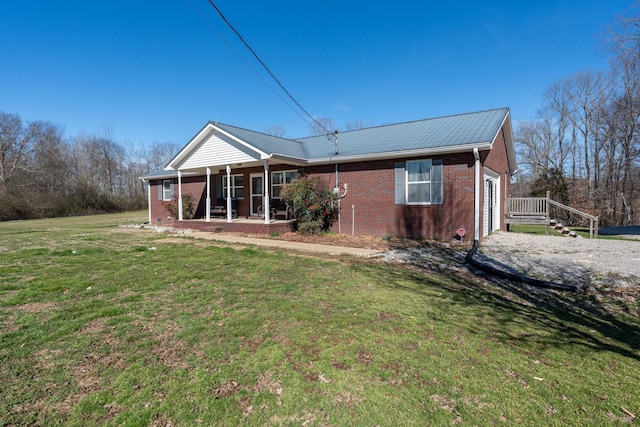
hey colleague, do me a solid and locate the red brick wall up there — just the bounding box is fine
[482,128,512,233]
[148,143,509,242]
[304,155,476,241]
[149,177,205,225]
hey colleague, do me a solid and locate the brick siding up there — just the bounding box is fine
[148,129,511,242]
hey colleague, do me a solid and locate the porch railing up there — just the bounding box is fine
[506,191,598,239]
[506,197,548,218]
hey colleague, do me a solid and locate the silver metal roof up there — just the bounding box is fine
[141,107,513,179]
[214,122,308,160]
[298,108,510,159]
[216,108,509,160]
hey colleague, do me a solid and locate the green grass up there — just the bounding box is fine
[510,224,620,239]
[1,212,639,426]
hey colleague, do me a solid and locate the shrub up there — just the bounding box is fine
[163,194,196,219]
[280,175,338,234]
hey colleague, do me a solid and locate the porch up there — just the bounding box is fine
[173,217,295,235]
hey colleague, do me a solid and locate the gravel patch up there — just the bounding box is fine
[478,232,640,286]
[379,232,639,313]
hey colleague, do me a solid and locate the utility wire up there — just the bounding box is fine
[202,0,333,135]
[184,0,316,131]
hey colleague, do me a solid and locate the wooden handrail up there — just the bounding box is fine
[547,199,597,221]
[506,191,598,238]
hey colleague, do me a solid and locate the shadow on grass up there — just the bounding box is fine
[358,262,640,362]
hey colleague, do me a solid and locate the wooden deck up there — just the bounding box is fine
[505,193,598,238]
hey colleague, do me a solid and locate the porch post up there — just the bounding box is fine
[178,171,183,221]
[206,167,211,222]
[145,179,151,223]
[226,165,232,223]
[263,160,270,224]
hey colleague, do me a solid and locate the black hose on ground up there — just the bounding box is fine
[465,240,578,292]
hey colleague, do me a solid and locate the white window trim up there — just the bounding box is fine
[271,169,299,199]
[406,159,432,205]
[404,159,443,205]
[162,180,173,201]
[222,174,244,199]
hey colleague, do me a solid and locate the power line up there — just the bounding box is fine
[184,0,316,130]
[198,0,333,135]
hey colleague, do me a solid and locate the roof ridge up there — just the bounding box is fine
[210,121,294,141]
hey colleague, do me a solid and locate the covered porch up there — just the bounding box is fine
[165,122,305,225]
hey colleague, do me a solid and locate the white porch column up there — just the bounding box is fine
[263,160,270,224]
[206,167,211,222]
[145,179,151,223]
[178,171,183,221]
[226,165,232,223]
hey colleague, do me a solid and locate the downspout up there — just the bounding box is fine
[335,164,340,234]
[178,171,183,221]
[473,148,480,242]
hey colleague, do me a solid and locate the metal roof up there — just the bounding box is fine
[211,108,509,161]
[214,122,308,160]
[297,108,510,159]
[142,107,513,179]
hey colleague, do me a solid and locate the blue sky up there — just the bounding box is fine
[0,1,635,147]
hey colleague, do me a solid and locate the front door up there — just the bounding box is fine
[250,174,263,216]
[483,170,500,237]
[486,179,495,232]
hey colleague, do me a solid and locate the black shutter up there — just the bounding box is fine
[394,162,405,205]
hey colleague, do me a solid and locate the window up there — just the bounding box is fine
[271,170,299,198]
[395,159,443,205]
[162,180,174,201]
[222,174,244,199]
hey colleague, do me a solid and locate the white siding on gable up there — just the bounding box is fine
[179,131,262,170]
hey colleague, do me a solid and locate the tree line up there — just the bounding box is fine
[0,112,179,221]
[515,3,640,227]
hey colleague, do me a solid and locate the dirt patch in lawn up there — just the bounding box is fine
[16,302,57,313]
[228,231,411,251]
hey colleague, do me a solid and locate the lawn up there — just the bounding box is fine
[510,224,618,240]
[1,212,638,426]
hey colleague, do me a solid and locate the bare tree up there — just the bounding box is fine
[515,108,569,179]
[309,117,336,136]
[264,125,287,138]
[0,112,39,194]
[345,119,367,131]
[545,71,611,203]
[146,141,180,171]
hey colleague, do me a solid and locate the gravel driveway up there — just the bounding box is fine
[477,232,640,287]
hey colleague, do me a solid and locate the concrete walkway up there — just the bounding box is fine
[184,231,383,257]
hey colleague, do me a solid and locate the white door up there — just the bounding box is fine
[483,169,500,237]
[250,174,263,216]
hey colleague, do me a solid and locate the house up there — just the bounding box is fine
[140,108,516,242]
